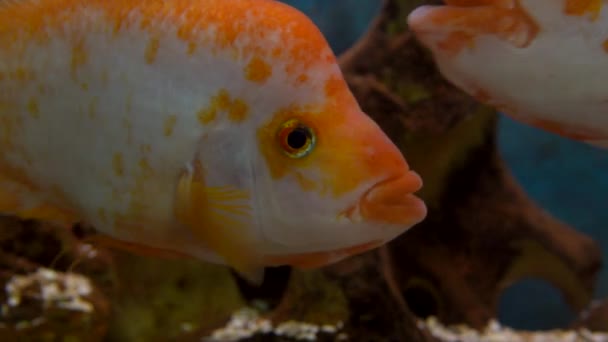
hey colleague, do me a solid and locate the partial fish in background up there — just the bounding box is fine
[408,0,608,149]
[0,0,427,283]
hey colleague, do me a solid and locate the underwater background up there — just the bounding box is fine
[281,0,608,331]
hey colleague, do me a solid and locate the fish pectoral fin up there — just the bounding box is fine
[175,160,262,282]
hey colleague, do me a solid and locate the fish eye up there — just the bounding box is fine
[277,119,315,158]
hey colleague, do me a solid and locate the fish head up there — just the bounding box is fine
[407,0,608,143]
[250,40,426,267]
[253,97,427,267]
[177,1,426,278]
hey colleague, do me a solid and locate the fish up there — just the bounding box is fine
[0,0,427,283]
[407,0,608,149]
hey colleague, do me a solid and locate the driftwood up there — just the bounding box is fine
[0,0,604,341]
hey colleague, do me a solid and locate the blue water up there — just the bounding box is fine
[496,115,608,329]
[282,0,607,330]
[280,0,382,54]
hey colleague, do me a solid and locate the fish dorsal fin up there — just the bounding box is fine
[174,160,265,285]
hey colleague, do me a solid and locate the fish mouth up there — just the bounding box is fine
[357,171,427,227]
[263,174,426,269]
[407,0,538,50]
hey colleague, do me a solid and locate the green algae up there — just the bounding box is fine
[274,270,349,326]
[400,106,496,206]
[384,0,421,36]
[106,252,246,342]
[398,83,432,104]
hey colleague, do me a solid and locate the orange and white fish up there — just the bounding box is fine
[0,0,426,282]
[408,0,608,149]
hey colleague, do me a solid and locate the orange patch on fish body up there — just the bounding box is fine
[70,40,88,80]
[197,107,216,125]
[245,57,272,83]
[564,0,603,20]
[6,68,35,83]
[227,98,249,123]
[163,114,177,137]
[112,153,124,177]
[144,36,160,64]
[412,0,540,56]
[0,0,333,87]
[106,155,159,235]
[295,74,309,85]
[197,89,249,125]
[602,38,608,52]
[27,98,39,119]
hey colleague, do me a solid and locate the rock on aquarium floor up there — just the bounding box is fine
[205,307,347,341]
[418,317,608,342]
[205,308,608,342]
